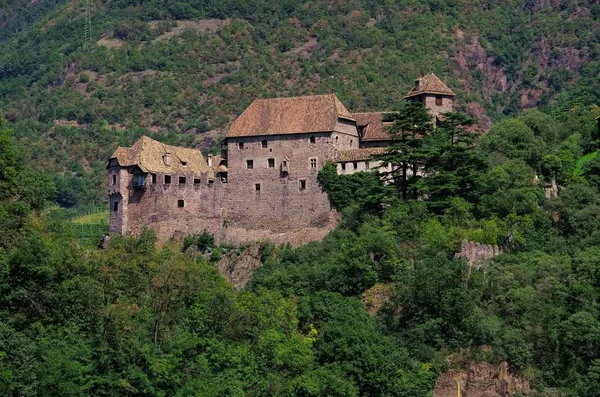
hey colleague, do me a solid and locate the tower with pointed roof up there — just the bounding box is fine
[404,73,455,122]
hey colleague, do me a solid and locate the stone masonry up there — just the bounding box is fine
[108,74,455,245]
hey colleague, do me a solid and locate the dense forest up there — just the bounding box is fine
[3,93,600,395]
[3,0,600,396]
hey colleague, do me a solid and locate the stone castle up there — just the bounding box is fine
[107,73,455,244]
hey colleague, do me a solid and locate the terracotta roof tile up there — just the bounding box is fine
[353,112,394,141]
[109,136,213,177]
[404,73,455,98]
[227,94,355,138]
[336,148,387,162]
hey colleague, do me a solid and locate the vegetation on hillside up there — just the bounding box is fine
[1,0,600,209]
[2,96,600,394]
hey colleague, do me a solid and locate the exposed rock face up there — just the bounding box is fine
[456,240,501,268]
[434,361,533,397]
[215,245,262,288]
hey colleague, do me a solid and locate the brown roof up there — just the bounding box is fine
[404,73,455,98]
[109,136,213,177]
[353,112,394,141]
[227,94,355,138]
[336,148,387,162]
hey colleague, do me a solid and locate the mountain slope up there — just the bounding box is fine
[1,0,600,207]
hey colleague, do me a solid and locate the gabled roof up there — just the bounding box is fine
[227,94,355,138]
[336,148,387,162]
[404,73,455,98]
[108,136,213,177]
[353,112,394,141]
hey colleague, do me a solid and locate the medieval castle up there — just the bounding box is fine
[107,73,455,244]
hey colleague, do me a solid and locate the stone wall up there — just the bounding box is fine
[224,132,343,237]
[424,94,454,120]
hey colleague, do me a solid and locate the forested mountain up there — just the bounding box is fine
[1,0,600,207]
[3,1,600,396]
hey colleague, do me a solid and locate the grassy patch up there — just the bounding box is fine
[73,211,109,225]
[574,151,598,176]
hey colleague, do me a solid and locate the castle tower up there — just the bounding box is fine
[403,73,455,122]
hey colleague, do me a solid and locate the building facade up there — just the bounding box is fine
[108,74,454,244]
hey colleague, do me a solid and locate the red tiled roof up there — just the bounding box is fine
[227,94,354,138]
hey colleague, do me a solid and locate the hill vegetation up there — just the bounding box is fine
[1,0,600,209]
[3,92,600,394]
[3,1,600,395]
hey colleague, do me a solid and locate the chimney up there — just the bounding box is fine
[207,153,213,167]
[163,150,171,166]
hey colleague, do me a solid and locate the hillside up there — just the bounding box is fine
[1,1,600,209]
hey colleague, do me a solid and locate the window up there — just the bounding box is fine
[151,174,156,184]
[341,163,346,170]
[261,139,268,148]
[177,200,184,208]
[164,175,171,184]
[181,161,187,166]
[255,183,261,192]
[309,136,316,144]
[436,95,443,106]
[238,142,244,149]
[194,178,201,184]
[179,176,186,184]
[134,174,145,188]
[353,162,358,170]
[310,158,317,169]
[112,174,116,185]
[335,136,338,144]
[366,162,370,169]
[112,201,119,212]
[350,139,353,146]
[268,158,275,168]
[299,179,306,191]
[246,160,254,169]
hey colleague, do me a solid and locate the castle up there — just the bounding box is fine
[107,73,455,244]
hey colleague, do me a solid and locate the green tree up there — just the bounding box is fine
[376,102,434,201]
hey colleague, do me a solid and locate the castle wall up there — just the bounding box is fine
[108,165,129,234]
[122,171,226,242]
[224,132,340,241]
[424,94,454,120]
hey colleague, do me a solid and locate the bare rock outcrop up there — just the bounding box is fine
[434,361,533,397]
[456,240,501,268]
[215,245,262,288]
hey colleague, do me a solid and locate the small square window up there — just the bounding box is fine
[151,174,157,184]
[247,160,254,169]
[310,158,317,169]
[179,176,186,184]
[299,179,306,191]
[310,136,316,144]
[436,95,443,106]
[112,174,116,185]
[341,163,346,170]
[268,158,275,168]
[262,139,268,148]
[112,201,119,212]
[353,162,358,170]
[164,175,171,184]
[194,178,201,184]
[255,183,261,192]
[238,142,244,149]
[177,200,184,208]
